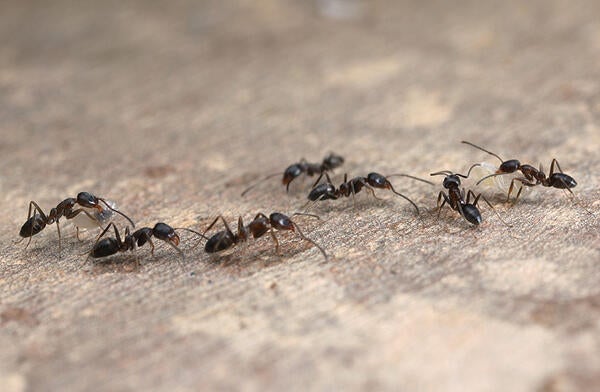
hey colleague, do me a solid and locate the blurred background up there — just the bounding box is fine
[1,1,600,391]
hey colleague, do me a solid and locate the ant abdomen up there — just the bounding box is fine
[19,215,46,238]
[91,238,120,258]
[462,204,482,225]
[549,173,577,189]
[204,231,236,253]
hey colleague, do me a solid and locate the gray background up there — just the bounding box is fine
[1,1,599,391]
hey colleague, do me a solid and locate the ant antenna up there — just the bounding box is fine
[430,170,454,177]
[241,172,283,197]
[430,169,474,179]
[98,198,136,227]
[386,174,435,185]
[291,222,328,261]
[173,227,209,251]
[291,212,322,220]
[475,172,505,186]
[385,183,420,214]
[461,141,504,163]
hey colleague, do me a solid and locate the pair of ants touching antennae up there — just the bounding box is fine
[242,152,434,214]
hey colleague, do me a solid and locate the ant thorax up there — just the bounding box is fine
[71,199,116,230]
[471,162,534,197]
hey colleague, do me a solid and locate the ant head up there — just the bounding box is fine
[442,175,461,189]
[282,164,303,186]
[367,172,388,189]
[269,213,294,232]
[462,204,482,225]
[498,159,520,173]
[153,222,180,246]
[77,192,101,210]
[323,153,344,169]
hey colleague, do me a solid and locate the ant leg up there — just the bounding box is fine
[200,216,232,239]
[506,178,517,202]
[549,159,564,175]
[508,178,537,204]
[436,191,449,218]
[81,222,121,262]
[55,220,62,256]
[146,237,156,256]
[269,229,281,255]
[291,221,328,261]
[364,185,385,201]
[476,193,512,227]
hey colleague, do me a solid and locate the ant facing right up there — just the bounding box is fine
[89,222,206,261]
[200,212,328,261]
[461,141,577,202]
[430,170,509,226]
[241,153,344,196]
[17,192,135,255]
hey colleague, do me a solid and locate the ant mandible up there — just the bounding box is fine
[241,153,344,196]
[201,212,328,260]
[430,170,508,226]
[307,172,433,214]
[17,192,135,254]
[461,141,577,202]
[89,222,206,261]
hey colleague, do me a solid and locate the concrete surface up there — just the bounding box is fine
[1,1,600,391]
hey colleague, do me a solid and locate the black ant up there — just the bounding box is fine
[430,170,509,226]
[306,172,433,214]
[241,153,344,196]
[201,212,327,260]
[461,141,577,202]
[17,192,135,254]
[89,222,206,261]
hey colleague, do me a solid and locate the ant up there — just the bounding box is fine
[430,170,509,226]
[241,153,345,196]
[89,222,206,261]
[17,192,135,254]
[306,172,433,214]
[200,212,328,260]
[461,141,577,202]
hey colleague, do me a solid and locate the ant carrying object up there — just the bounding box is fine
[89,222,206,260]
[461,141,577,202]
[430,170,509,226]
[241,153,345,196]
[201,212,328,260]
[17,192,135,254]
[307,172,434,214]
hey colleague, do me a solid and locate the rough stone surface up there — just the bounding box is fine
[1,1,599,391]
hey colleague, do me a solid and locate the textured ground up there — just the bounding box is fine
[1,1,600,391]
